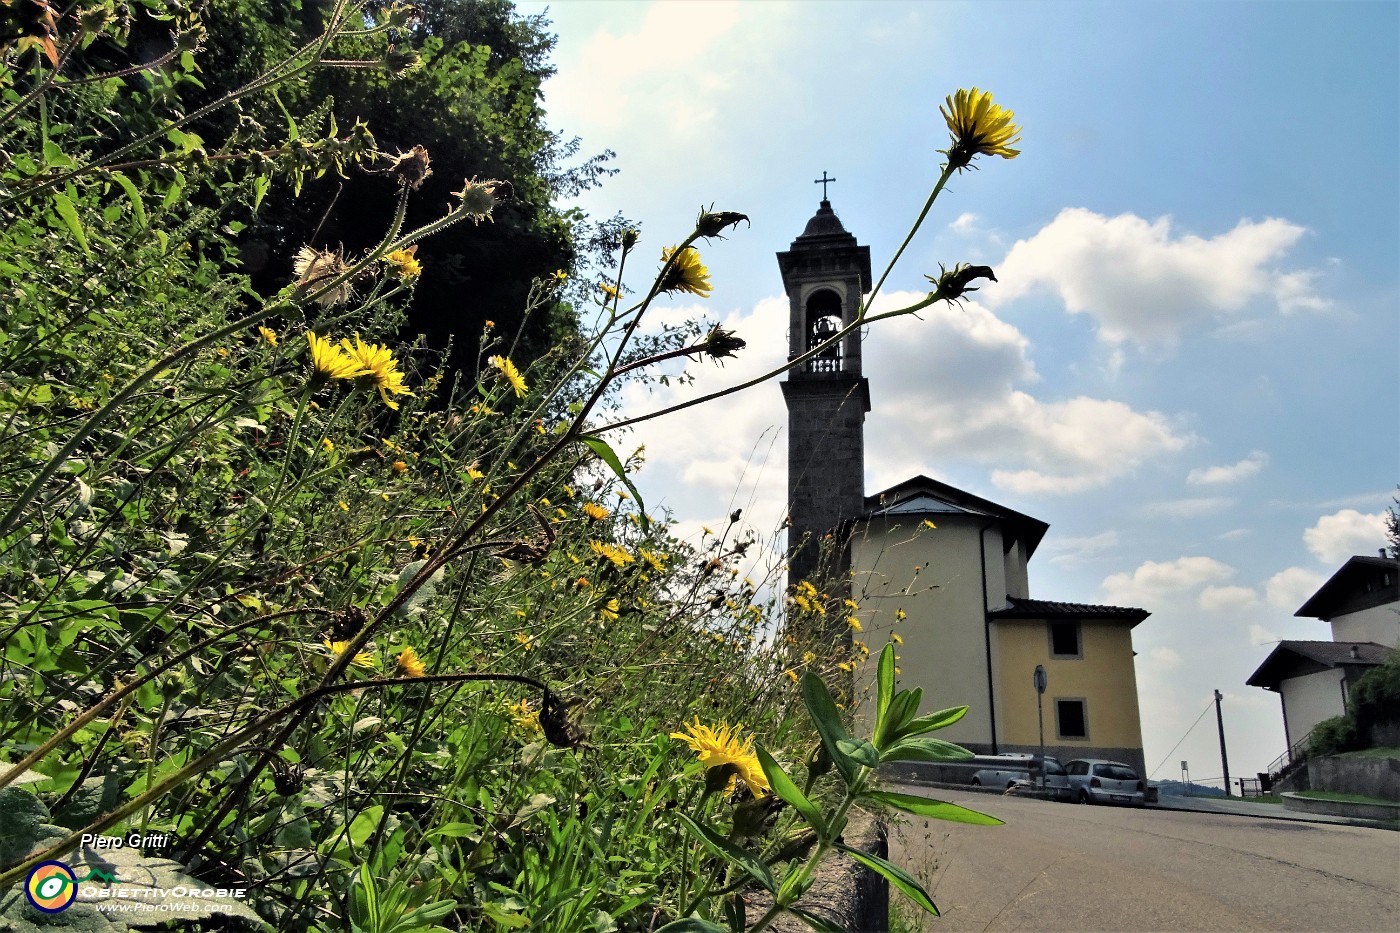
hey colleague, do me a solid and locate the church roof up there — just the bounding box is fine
[989,597,1149,625]
[1294,554,1399,619]
[861,475,1050,557]
[1246,640,1393,689]
[799,199,849,238]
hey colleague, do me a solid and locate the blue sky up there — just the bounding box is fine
[515,0,1398,782]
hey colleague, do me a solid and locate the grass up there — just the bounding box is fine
[1296,789,1400,807]
[1338,746,1400,760]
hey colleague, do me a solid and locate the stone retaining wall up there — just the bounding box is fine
[1309,755,1400,801]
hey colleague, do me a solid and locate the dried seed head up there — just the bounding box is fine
[452,177,504,224]
[386,145,432,190]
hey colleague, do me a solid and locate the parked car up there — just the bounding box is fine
[971,754,1071,800]
[1064,759,1146,806]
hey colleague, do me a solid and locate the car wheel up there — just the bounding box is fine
[970,777,981,786]
[1077,790,1090,805]
[1007,782,1017,791]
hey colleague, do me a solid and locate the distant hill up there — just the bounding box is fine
[1154,780,1226,797]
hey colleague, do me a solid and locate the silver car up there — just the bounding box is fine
[971,755,1071,800]
[1064,759,1145,806]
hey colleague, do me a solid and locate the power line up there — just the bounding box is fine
[1149,697,1217,778]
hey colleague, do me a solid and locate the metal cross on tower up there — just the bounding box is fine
[814,171,836,200]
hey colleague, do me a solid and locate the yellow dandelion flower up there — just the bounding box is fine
[896,608,907,622]
[802,650,817,664]
[583,502,610,521]
[658,246,712,297]
[846,616,862,633]
[922,520,938,530]
[576,576,591,588]
[514,632,535,651]
[338,500,349,511]
[639,548,666,573]
[489,355,528,398]
[669,718,770,798]
[385,246,422,279]
[843,599,859,611]
[396,646,426,677]
[940,87,1021,170]
[590,540,634,567]
[600,282,621,300]
[307,331,367,382]
[216,347,230,359]
[321,438,335,452]
[258,326,278,347]
[892,633,904,645]
[838,661,854,672]
[467,464,485,481]
[341,334,415,409]
[784,669,799,684]
[293,246,354,307]
[600,597,620,622]
[392,460,408,473]
[792,594,812,612]
[510,698,542,735]
[323,639,375,669]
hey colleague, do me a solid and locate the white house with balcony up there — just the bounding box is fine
[1247,554,1398,755]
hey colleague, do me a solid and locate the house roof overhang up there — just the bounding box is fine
[988,596,1149,627]
[857,475,1050,557]
[1246,640,1393,690]
[1294,555,1400,620]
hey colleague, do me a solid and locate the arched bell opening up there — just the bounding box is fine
[805,288,843,373]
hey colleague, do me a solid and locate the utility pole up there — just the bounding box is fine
[1034,665,1048,790]
[1214,689,1231,797]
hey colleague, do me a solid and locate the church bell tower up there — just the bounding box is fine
[778,189,873,590]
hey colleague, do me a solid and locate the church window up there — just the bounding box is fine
[805,289,843,373]
[1055,698,1088,740]
[1049,621,1081,659]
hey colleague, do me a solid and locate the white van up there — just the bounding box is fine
[970,754,1070,799]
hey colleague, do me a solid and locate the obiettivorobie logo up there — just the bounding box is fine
[24,861,118,913]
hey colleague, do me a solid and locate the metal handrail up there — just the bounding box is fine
[1267,728,1314,779]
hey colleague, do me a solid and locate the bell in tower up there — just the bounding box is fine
[778,184,873,593]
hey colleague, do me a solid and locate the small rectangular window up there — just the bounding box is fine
[1056,699,1088,740]
[1049,621,1081,658]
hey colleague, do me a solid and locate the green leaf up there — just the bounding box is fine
[756,746,824,833]
[43,138,75,168]
[835,842,939,916]
[579,436,649,529]
[875,642,895,736]
[835,737,880,768]
[109,171,146,229]
[875,687,919,751]
[862,790,1004,825]
[787,906,847,933]
[674,811,775,892]
[161,169,185,210]
[879,735,973,764]
[392,559,445,618]
[654,921,728,933]
[895,704,968,740]
[800,671,857,784]
[51,192,90,257]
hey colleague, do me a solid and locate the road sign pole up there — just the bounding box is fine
[1034,665,1048,790]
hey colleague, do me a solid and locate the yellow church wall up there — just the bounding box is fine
[993,619,1144,751]
[851,514,1005,748]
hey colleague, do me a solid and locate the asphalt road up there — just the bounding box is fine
[887,786,1400,932]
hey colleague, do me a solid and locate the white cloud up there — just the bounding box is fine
[1187,450,1269,485]
[1046,530,1120,567]
[548,1,744,137]
[1102,556,1235,607]
[949,212,980,233]
[858,293,1191,496]
[1198,585,1259,613]
[1249,623,1281,647]
[1265,566,1326,609]
[1218,528,1253,541]
[1142,497,1235,519]
[1149,646,1184,670]
[984,208,1328,348]
[1303,509,1388,564]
